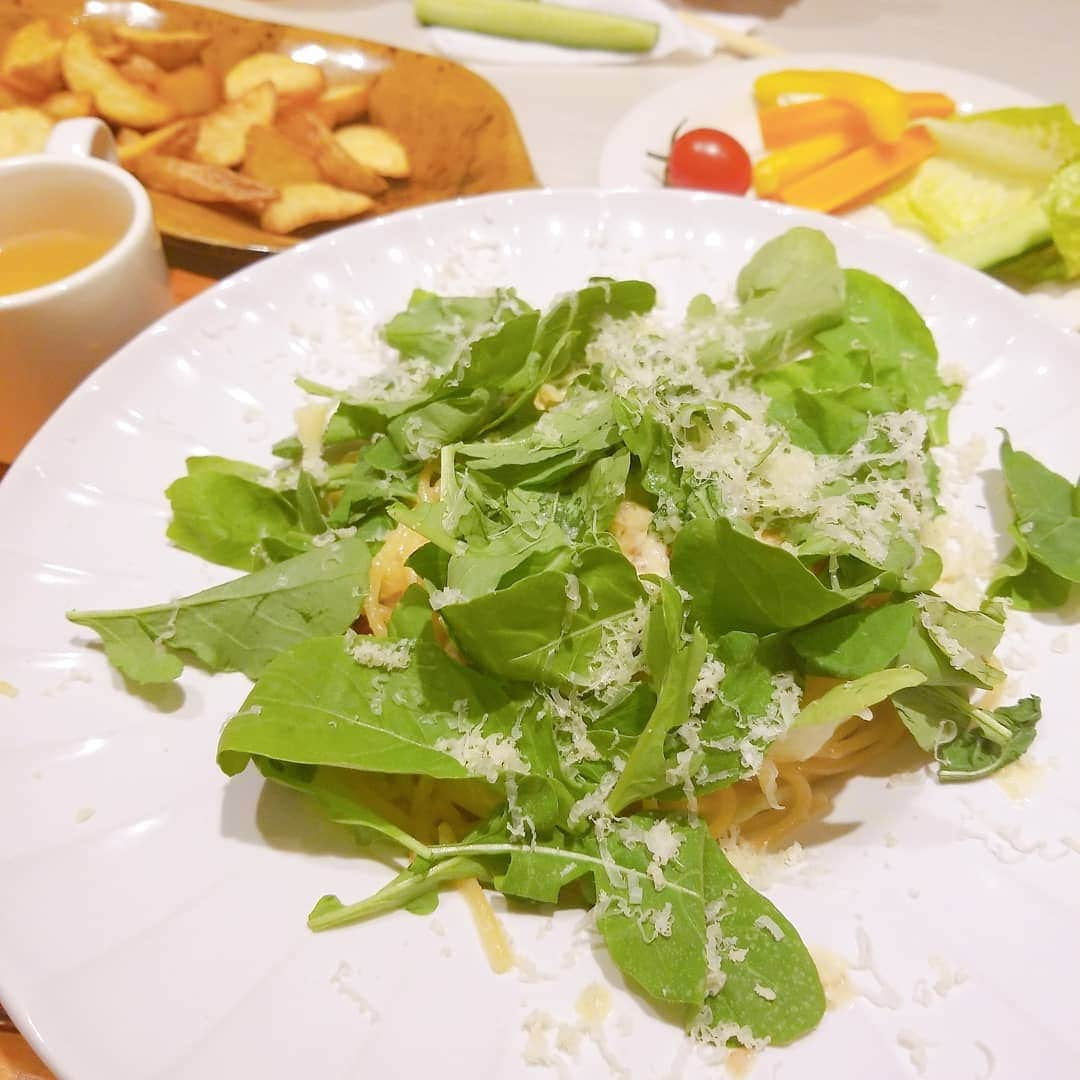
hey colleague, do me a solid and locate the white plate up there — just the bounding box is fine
[2,189,1080,1080]
[598,52,1080,329]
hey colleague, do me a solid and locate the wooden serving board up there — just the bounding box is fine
[0,0,538,259]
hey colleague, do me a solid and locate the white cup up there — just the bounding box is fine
[0,118,172,462]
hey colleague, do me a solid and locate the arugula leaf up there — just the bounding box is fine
[255,757,430,858]
[757,268,953,450]
[697,839,825,1045]
[217,620,520,779]
[295,471,327,535]
[309,855,491,930]
[592,821,709,1007]
[792,668,925,730]
[988,539,1073,611]
[644,578,687,678]
[892,685,1042,781]
[613,395,687,522]
[441,546,644,686]
[382,288,531,365]
[456,388,621,488]
[489,279,656,428]
[166,466,308,571]
[69,538,370,684]
[607,630,707,812]
[448,819,822,1039]
[791,602,917,678]
[935,696,1042,781]
[734,227,846,368]
[914,596,1005,689]
[327,437,417,528]
[185,455,269,481]
[671,517,864,637]
[999,436,1080,581]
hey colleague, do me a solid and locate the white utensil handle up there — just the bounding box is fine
[45,118,120,165]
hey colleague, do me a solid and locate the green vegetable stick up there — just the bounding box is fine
[414,0,659,52]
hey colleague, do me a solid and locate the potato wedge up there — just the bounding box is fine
[129,153,277,213]
[260,181,373,234]
[114,26,211,71]
[312,79,373,127]
[96,40,130,63]
[224,52,324,105]
[0,82,33,109]
[61,30,174,129]
[118,53,164,89]
[0,106,52,157]
[41,90,94,119]
[193,80,276,167]
[117,119,196,164]
[242,124,320,187]
[157,63,219,117]
[277,108,386,196]
[334,124,410,179]
[1,19,64,98]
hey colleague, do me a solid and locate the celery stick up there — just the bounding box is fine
[414,0,659,52]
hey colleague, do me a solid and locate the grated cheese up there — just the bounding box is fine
[347,635,413,670]
[754,914,785,941]
[429,587,467,610]
[436,723,528,783]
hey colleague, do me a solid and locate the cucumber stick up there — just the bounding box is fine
[414,0,659,52]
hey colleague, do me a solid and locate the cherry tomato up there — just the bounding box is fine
[664,128,752,196]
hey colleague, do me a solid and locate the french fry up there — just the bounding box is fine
[242,124,320,187]
[116,127,140,147]
[259,181,373,234]
[1,19,65,98]
[0,106,52,157]
[224,52,325,105]
[118,53,165,89]
[117,119,196,164]
[41,90,94,119]
[193,80,276,167]
[277,108,386,196]
[61,30,175,129]
[129,152,278,213]
[312,79,373,127]
[114,25,211,71]
[334,124,410,179]
[157,63,220,117]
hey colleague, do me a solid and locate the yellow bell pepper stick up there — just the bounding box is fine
[752,128,869,197]
[754,69,909,144]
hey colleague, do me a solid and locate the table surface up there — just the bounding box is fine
[3,1,1079,1075]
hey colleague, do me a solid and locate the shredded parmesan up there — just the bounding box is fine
[347,635,413,670]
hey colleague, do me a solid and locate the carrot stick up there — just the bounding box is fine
[776,125,937,213]
[903,91,956,119]
[759,92,956,149]
[759,99,869,149]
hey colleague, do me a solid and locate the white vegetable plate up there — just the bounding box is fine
[2,189,1080,1080]
[598,52,1080,330]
